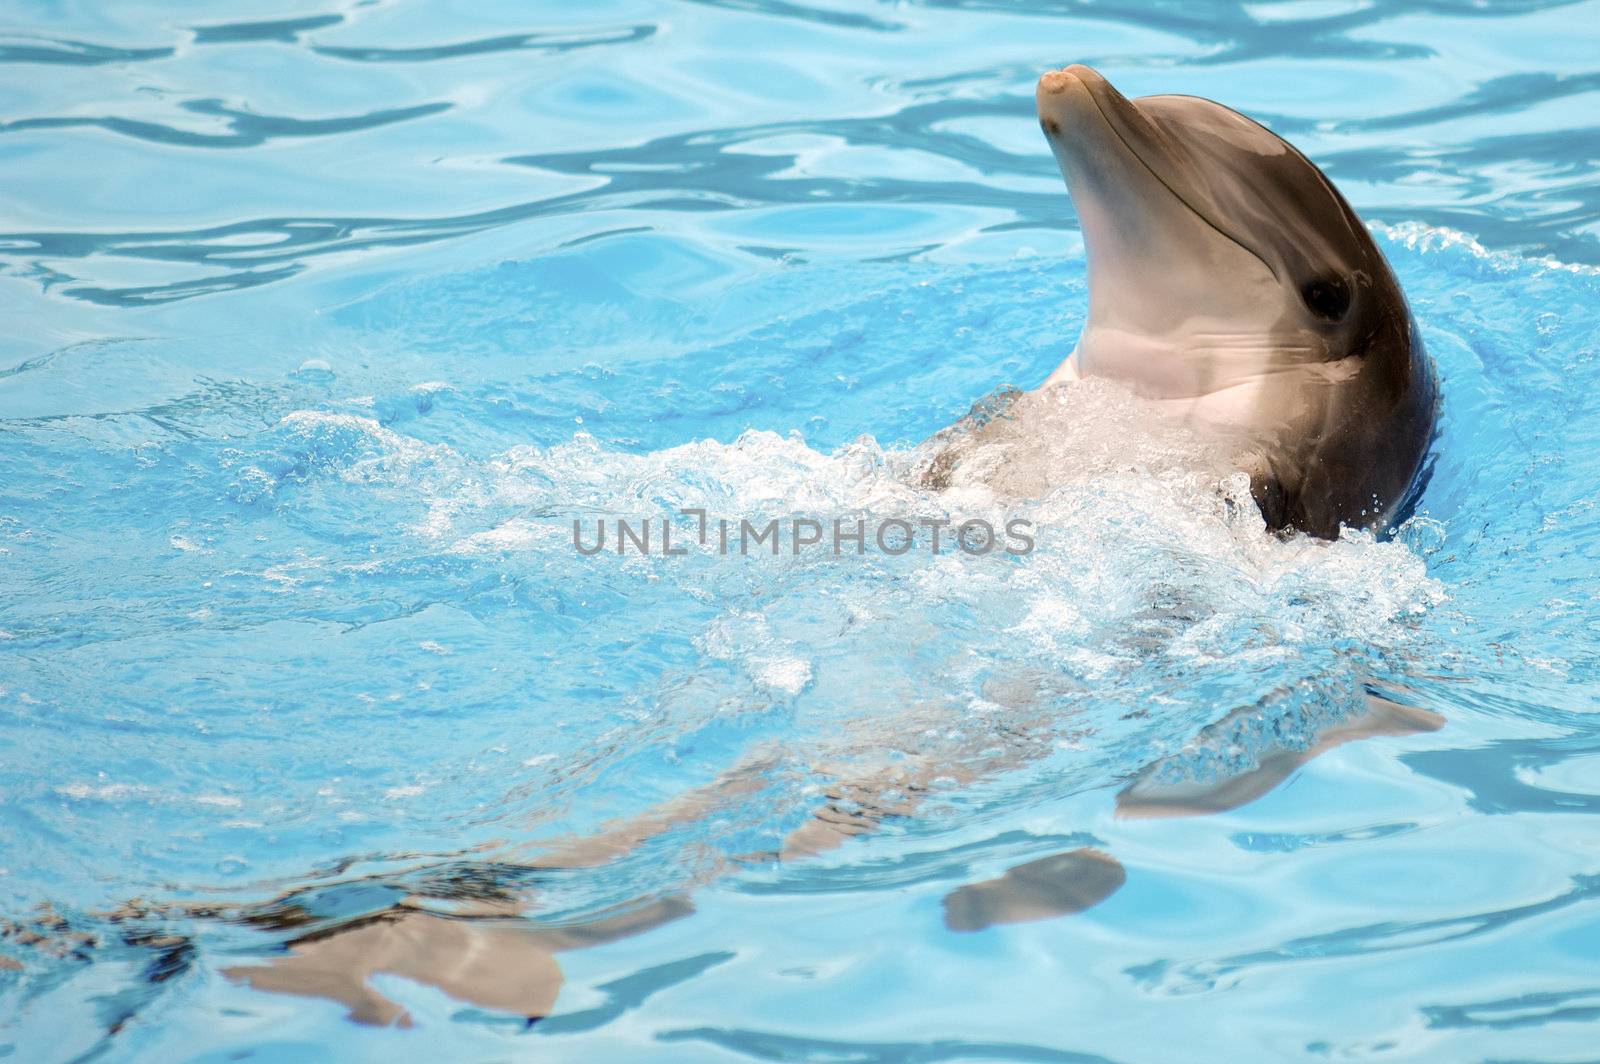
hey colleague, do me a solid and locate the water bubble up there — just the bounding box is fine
[290,359,336,383]
[215,856,249,877]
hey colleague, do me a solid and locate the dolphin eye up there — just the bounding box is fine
[1301,276,1351,322]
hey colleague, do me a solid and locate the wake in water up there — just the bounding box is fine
[20,224,1585,1049]
[3,370,1445,1025]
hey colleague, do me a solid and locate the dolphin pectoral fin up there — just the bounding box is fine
[941,848,1126,932]
[1115,693,1444,819]
[1115,746,1307,819]
[224,908,566,1026]
[1348,692,1446,736]
[534,894,696,952]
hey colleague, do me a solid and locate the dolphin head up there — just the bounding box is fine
[1035,65,1407,405]
[1035,65,1435,537]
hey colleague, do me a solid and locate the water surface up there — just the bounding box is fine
[3,1,1600,1061]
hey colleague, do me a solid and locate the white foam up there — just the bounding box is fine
[1375,220,1600,277]
[416,379,1443,669]
[289,375,1443,785]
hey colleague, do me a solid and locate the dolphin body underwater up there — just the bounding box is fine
[930,65,1439,538]
[11,69,1444,1029]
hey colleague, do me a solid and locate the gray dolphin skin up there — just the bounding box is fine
[1035,65,1438,539]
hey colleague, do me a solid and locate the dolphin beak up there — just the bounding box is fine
[1035,64,1154,195]
[1035,65,1276,290]
[1035,66,1176,268]
[1035,64,1112,139]
[1033,65,1274,356]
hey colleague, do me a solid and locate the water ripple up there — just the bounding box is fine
[1126,875,1600,995]
[0,35,173,65]
[537,951,734,1035]
[188,14,345,45]
[1347,71,1600,132]
[656,1028,1119,1063]
[907,0,1435,64]
[1422,987,1600,1031]
[3,99,453,150]
[907,0,1587,65]
[0,98,1064,306]
[678,0,906,33]
[311,23,657,63]
[1405,737,1600,815]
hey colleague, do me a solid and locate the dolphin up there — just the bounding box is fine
[1031,65,1437,539]
[3,71,1451,1032]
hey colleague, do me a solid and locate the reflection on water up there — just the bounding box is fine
[3,0,1600,1060]
[2,0,1598,310]
[942,848,1126,932]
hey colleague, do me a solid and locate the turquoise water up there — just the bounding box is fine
[4,1,1600,1060]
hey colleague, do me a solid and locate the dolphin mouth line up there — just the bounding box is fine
[1073,78,1278,281]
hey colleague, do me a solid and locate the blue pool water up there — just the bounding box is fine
[4,0,1600,1060]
